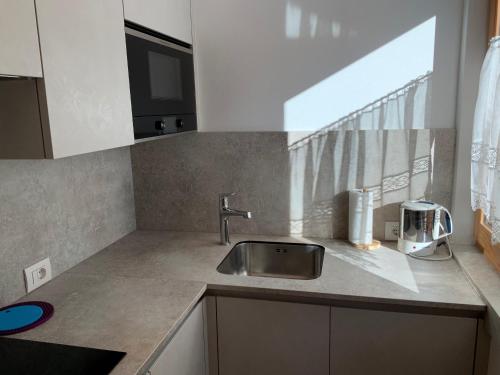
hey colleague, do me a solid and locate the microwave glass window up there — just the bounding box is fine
[148,51,183,101]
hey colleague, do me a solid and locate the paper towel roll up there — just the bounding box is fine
[349,189,373,245]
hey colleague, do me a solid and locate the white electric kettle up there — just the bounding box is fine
[397,200,453,256]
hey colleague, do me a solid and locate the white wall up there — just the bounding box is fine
[451,0,489,244]
[192,0,464,132]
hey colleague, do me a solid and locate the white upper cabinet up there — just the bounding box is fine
[123,0,193,44]
[0,0,42,77]
[34,0,134,158]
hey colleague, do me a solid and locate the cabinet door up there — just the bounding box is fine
[331,307,477,375]
[34,0,134,159]
[149,301,206,375]
[0,0,42,77]
[0,80,45,158]
[217,297,330,375]
[123,0,193,44]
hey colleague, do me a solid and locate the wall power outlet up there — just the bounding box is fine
[24,257,52,293]
[384,222,400,241]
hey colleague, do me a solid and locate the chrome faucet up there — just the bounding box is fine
[219,193,252,245]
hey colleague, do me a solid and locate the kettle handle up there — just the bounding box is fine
[437,207,453,239]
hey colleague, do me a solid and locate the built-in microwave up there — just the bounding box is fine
[125,25,197,140]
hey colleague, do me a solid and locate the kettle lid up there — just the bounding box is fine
[401,200,441,211]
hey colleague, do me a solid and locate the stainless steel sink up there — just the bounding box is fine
[217,241,325,280]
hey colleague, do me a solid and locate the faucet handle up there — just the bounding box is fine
[219,192,236,209]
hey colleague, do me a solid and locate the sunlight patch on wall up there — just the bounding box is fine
[309,13,318,38]
[284,17,436,132]
[285,2,302,39]
[285,1,344,39]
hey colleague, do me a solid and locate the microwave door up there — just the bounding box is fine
[148,51,183,103]
[126,30,196,118]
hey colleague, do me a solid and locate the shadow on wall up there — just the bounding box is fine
[288,128,440,239]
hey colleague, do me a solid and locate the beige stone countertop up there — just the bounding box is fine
[453,244,500,331]
[12,231,486,375]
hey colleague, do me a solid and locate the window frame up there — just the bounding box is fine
[473,0,500,271]
[489,0,500,39]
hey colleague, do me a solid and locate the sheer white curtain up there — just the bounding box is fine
[471,36,500,244]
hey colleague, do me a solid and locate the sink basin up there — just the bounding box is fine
[217,241,325,280]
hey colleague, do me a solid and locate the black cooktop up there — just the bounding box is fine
[0,337,126,375]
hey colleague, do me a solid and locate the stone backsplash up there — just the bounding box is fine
[132,130,455,240]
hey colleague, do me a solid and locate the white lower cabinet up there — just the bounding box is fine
[330,307,477,375]
[148,301,206,375]
[216,297,330,375]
